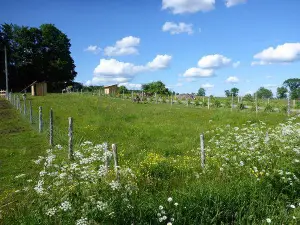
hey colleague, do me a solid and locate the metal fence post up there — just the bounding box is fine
[39,106,43,133]
[49,109,53,146]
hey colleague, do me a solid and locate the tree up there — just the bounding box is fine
[243,94,253,102]
[255,87,273,99]
[118,85,128,94]
[231,87,239,97]
[142,81,170,95]
[225,87,239,97]
[0,23,77,92]
[283,78,300,99]
[197,88,205,96]
[276,86,288,99]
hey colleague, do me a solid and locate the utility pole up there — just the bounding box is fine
[4,45,9,99]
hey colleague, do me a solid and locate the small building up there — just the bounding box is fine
[104,84,118,95]
[31,82,47,96]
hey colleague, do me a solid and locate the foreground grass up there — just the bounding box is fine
[1,94,300,224]
[0,98,47,218]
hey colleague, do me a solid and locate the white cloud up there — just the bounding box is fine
[104,36,140,56]
[162,22,194,35]
[226,76,239,84]
[162,0,215,14]
[167,82,183,88]
[118,82,142,90]
[233,61,240,68]
[225,0,247,8]
[201,83,214,89]
[183,67,215,78]
[264,84,278,88]
[198,54,232,69]
[147,54,172,69]
[252,43,300,65]
[89,54,172,85]
[84,45,101,54]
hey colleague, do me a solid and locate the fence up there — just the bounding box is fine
[6,92,121,180]
[77,90,299,116]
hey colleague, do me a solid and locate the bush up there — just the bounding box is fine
[264,104,274,112]
[238,103,246,110]
[213,100,221,108]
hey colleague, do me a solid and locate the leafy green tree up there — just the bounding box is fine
[276,86,288,99]
[225,90,230,97]
[255,87,273,99]
[197,88,206,96]
[225,88,239,97]
[118,85,128,94]
[283,78,300,99]
[142,81,170,95]
[243,94,253,102]
[0,23,77,92]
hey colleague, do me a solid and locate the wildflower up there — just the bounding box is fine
[76,217,88,225]
[162,216,167,220]
[290,204,296,209]
[266,218,271,223]
[59,201,72,211]
[96,201,108,211]
[293,216,296,219]
[167,223,172,225]
[239,161,244,166]
[45,207,57,217]
[109,181,120,190]
[55,144,63,150]
[171,217,175,221]
[159,205,163,210]
[157,213,161,217]
[167,197,173,202]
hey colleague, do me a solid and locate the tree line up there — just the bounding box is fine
[0,23,77,92]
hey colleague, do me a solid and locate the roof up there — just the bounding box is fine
[104,84,118,88]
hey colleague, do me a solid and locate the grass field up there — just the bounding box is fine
[1,94,300,224]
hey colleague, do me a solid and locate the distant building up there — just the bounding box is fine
[104,84,118,95]
[31,82,47,96]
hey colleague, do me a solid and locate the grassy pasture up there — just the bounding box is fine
[1,94,300,224]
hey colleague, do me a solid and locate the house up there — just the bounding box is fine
[104,84,118,95]
[31,82,47,96]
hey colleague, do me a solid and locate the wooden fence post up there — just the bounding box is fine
[265,131,269,143]
[287,93,291,117]
[268,98,270,104]
[131,91,134,101]
[39,106,43,133]
[112,144,120,181]
[103,143,109,171]
[293,99,296,109]
[29,101,33,124]
[23,95,26,115]
[68,117,74,160]
[155,93,158,104]
[200,134,205,168]
[255,94,258,115]
[231,93,233,112]
[208,97,210,110]
[49,109,53,146]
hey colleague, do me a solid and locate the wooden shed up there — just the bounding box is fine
[31,82,47,96]
[104,84,118,95]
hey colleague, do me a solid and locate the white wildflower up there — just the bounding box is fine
[159,205,163,210]
[167,197,173,202]
[59,201,72,211]
[290,204,296,209]
[45,207,57,217]
[76,217,88,225]
[109,180,120,190]
[96,201,108,211]
[266,218,271,223]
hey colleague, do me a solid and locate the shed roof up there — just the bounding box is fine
[104,84,118,88]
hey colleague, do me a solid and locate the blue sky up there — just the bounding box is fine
[1,0,299,96]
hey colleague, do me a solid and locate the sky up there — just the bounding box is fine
[0,0,300,96]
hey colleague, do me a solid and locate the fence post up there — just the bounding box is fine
[81,89,83,95]
[131,91,134,101]
[29,101,33,124]
[208,97,210,110]
[39,106,43,133]
[255,94,258,115]
[200,133,205,168]
[265,131,269,144]
[155,93,158,104]
[171,93,173,106]
[122,90,124,99]
[231,93,233,112]
[23,95,26,116]
[19,97,22,113]
[268,98,270,104]
[293,99,296,109]
[49,109,53,146]
[112,144,120,181]
[287,93,291,117]
[68,117,74,160]
[104,143,109,171]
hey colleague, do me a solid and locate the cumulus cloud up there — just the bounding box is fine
[118,82,142,90]
[201,83,214,89]
[162,22,194,35]
[183,67,215,78]
[86,54,172,86]
[198,54,232,69]
[233,61,240,68]
[84,45,101,54]
[225,0,247,8]
[226,76,239,84]
[252,43,300,65]
[162,0,215,14]
[104,36,140,56]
